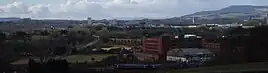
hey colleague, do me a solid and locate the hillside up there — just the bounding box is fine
[0,18,20,22]
[181,5,268,20]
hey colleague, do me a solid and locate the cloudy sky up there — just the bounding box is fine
[0,0,268,19]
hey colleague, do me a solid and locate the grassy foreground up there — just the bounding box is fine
[169,62,268,73]
[11,54,116,65]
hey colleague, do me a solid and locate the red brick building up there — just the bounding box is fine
[135,36,179,61]
[201,39,221,53]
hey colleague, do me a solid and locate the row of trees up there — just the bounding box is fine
[29,59,70,73]
[0,28,97,59]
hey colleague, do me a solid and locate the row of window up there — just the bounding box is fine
[110,40,141,43]
[109,40,142,45]
[202,43,220,49]
[110,39,141,42]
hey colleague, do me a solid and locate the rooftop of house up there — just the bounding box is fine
[181,48,213,55]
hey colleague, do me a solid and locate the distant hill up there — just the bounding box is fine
[0,18,21,22]
[181,5,268,20]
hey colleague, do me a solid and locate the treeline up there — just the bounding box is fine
[28,59,70,73]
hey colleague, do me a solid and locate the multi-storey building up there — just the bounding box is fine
[135,35,180,62]
[201,38,221,53]
[87,17,92,25]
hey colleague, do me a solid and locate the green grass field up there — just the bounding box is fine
[64,54,116,63]
[11,54,116,65]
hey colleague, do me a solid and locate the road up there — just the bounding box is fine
[76,35,100,50]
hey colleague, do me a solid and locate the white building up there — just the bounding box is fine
[184,34,201,38]
[87,17,92,25]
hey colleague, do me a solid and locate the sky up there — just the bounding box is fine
[0,0,268,20]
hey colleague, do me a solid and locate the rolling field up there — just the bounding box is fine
[64,54,116,63]
[11,54,117,65]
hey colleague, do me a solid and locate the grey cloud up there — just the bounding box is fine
[5,2,30,14]
[28,4,52,18]
[0,9,3,13]
[0,2,52,18]
[1,0,268,19]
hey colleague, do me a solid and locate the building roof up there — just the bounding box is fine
[168,48,213,56]
[184,34,201,38]
[101,46,121,51]
[110,38,141,41]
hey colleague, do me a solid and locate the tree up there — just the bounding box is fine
[100,56,119,64]
[9,31,29,40]
[15,31,28,37]
[40,30,50,36]
[91,58,95,62]
[245,26,268,62]
[207,26,268,66]
[0,32,6,40]
[243,20,261,26]
[59,30,68,35]
[93,25,105,31]
[67,25,74,28]
[99,36,109,43]
[0,32,6,44]
[54,46,67,55]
